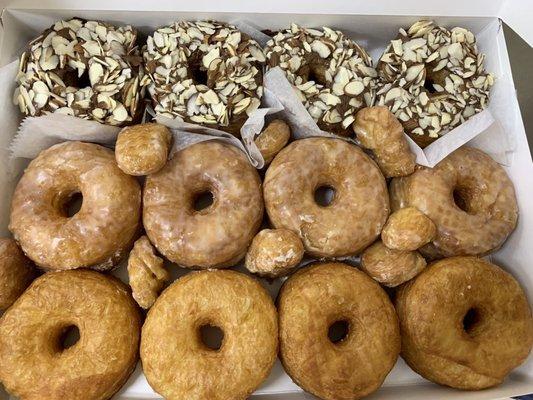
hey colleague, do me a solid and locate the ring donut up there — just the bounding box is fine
[15,18,143,125]
[390,146,518,258]
[9,141,141,271]
[396,257,533,389]
[278,262,400,400]
[143,141,263,269]
[376,20,493,147]
[141,269,278,400]
[0,270,141,400]
[264,137,389,257]
[143,20,265,135]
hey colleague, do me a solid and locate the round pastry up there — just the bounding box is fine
[265,24,377,136]
[141,269,278,400]
[390,146,517,258]
[115,123,172,176]
[14,18,143,125]
[278,262,400,400]
[9,141,141,271]
[144,141,263,269]
[254,119,291,164]
[396,256,533,389]
[353,106,416,178]
[0,238,37,311]
[143,20,265,136]
[376,20,493,147]
[127,235,169,309]
[264,137,389,257]
[245,228,304,278]
[381,207,436,251]
[361,241,426,287]
[0,269,141,400]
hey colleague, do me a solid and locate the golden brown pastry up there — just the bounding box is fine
[245,228,304,278]
[353,106,416,177]
[0,238,37,311]
[396,257,533,389]
[0,270,141,400]
[9,141,141,271]
[361,241,426,287]
[381,207,436,251]
[254,119,291,164]
[115,123,172,176]
[141,270,278,400]
[278,262,400,400]
[390,147,518,258]
[264,138,389,258]
[143,141,263,269]
[127,235,169,309]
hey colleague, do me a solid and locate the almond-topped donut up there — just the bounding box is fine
[143,21,266,136]
[14,18,143,125]
[376,20,493,147]
[9,141,141,271]
[143,141,263,269]
[265,24,377,136]
[264,137,389,258]
[390,146,518,258]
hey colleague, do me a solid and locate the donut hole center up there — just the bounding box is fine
[199,324,224,351]
[328,320,350,344]
[57,325,80,352]
[462,308,482,337]
[193,190,214,212]
[424,75,437,94]
[314,185,336,207]
[60,67,91,89]
[299,63,327,86]
[453,186,475,214]
[190,62,208,85]
[62,192,83,217]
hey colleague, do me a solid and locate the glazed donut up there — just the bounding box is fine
[0,238,37,311]
[127,235,169,309]
[376,20,493,147]
[15,18,143,125]
[353,106,416,178]
[381,207,436,251]
[390,146,518,258]
[143,141,263,269]
[143,21,265,135]
[115,123,172,176]
[278,262,400,400]
[245,228,304,278]
[264,138,389,257]
[0,270,141,400]
[141,269,278,400]
[361,241,426,287]
[396,257,533,389]
[254,119,291,164]
[265,24,377,136]
[9,141,141,271]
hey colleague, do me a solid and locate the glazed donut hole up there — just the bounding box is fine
[313,183,337,207]
[197,321,225,351]
[190,185,216,213]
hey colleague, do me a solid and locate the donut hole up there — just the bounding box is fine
[193,191,214,212]
[299,63,327,86]
[453,186,475,214]
[56,325,80,352]
[314,185,336,207]
[60,67,91,89]
[423,75,437,94]
[190,61,209,85]
[62,192,83,217]
[328,319,350,344]
[462,308,482,337]
[199,324,224,351]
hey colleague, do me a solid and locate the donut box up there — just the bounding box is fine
[0,1,532,399]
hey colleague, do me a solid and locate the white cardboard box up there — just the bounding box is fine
[0,1,532,399]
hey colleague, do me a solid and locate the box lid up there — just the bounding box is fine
[0,0,532,45]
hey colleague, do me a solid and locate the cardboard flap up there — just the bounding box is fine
[499,0,533,47]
